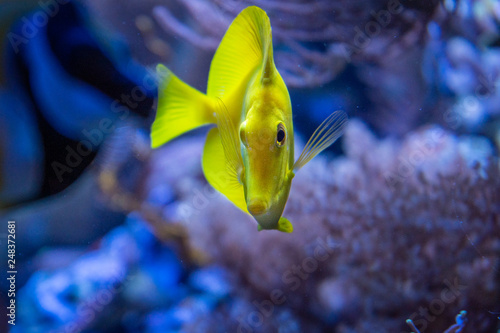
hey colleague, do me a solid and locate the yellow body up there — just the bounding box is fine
[239,63,294,230]
[151,6,347,232]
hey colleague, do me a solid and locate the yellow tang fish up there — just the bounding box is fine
[151,6,347,233]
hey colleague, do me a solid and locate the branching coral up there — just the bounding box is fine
[81,0,500,140]
[407,310,468,333]
[150,0,440,87]
[358,0,500,137]
[83,0,441,88]
[81,0,500,139]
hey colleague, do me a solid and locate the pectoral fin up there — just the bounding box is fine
[293,110,348,172]
[213,98,244,183]
[202,127,248,213]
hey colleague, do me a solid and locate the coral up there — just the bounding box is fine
[145,119,500,332]
[84,0,440,88]
[150,0,440,88]
[14,213,235,332]
[407,310,468,333]
[14,119,499,332]
[352,0,500,137]
[82,0,500,138]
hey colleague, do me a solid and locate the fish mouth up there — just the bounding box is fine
[247,198,268,216]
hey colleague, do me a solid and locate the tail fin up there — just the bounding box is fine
[151,64,214,148]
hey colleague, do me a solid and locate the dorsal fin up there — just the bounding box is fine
[207,6,271,98]
[260,34,275,83]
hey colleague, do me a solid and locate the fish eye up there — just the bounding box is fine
[276,123,286,146]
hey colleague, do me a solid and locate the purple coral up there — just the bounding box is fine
[145,119,499,332]
[13,114,499,332]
